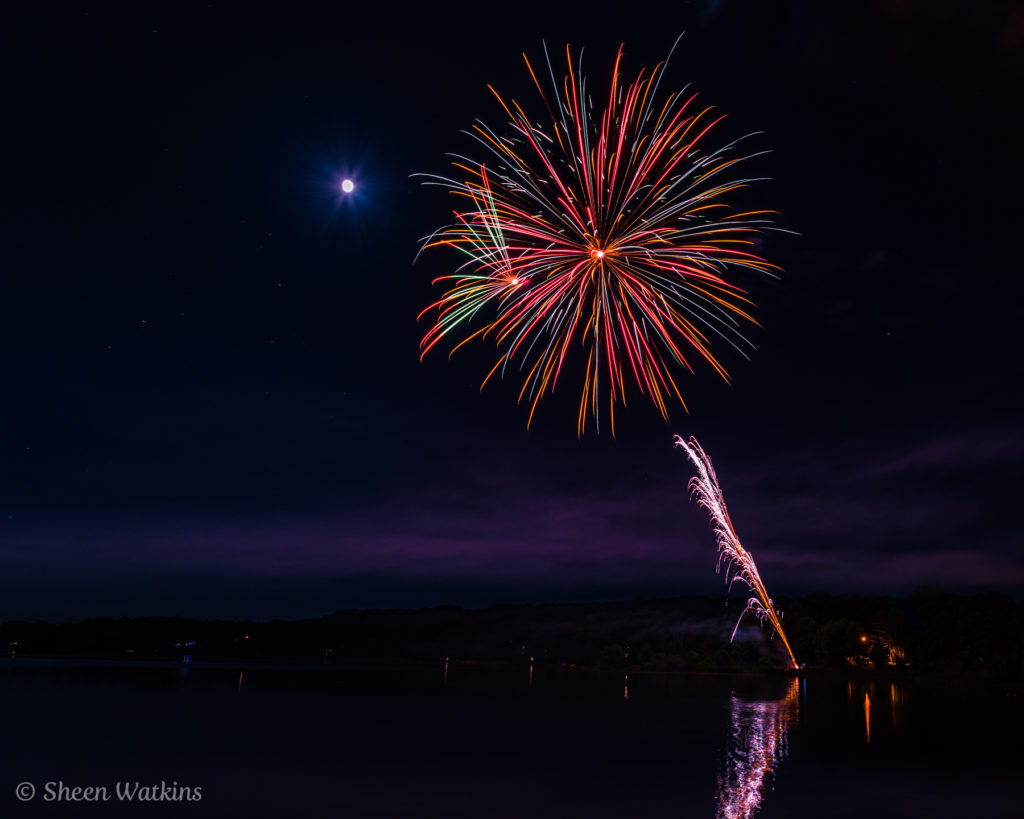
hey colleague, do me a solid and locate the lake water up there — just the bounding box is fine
[2,658,1020,817]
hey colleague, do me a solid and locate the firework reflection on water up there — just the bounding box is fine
[716,678,799,819]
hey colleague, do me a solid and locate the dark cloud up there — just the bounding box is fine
[2,421,1019,619]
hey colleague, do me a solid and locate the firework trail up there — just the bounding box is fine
[674,435,798,669]
[417,38,782,434]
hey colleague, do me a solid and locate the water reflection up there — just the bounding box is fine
[715,679,799,819]
[846,680,904,744]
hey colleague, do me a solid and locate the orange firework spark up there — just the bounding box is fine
[417,38,784,434]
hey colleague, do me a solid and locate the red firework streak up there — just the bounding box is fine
[418,38,784,434]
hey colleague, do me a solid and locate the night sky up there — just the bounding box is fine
[3,1,1022,621]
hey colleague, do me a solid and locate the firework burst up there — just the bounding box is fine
[675,435,798,669]
[417,38,783,434]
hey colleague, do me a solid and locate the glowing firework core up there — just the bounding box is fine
[341,179,354,193]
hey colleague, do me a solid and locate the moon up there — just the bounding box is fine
[341,179,355,194]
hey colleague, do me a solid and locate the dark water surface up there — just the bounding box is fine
[2,658,1020,817]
